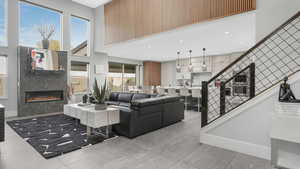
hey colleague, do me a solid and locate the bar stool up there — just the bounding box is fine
[180,88,191,111]
[157,87,166,95]
[168,88,178,97]
[192,88,201,112]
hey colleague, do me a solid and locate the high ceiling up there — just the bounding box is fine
[72,0,112,8]
[102,12,256,62]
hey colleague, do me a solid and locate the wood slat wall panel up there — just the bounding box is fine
[143,61,161,86]
[104,0,256,45]
[105,0,120,44]
[119,0,136,41]
[135,0,162,37]
[162,0,188,31]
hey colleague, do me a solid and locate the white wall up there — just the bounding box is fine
[94,6,105,52]
[256,0,300,41]
[161,61,177,87]
[202,72,300,159]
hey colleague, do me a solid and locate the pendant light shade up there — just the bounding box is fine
[176,51,181,73]
[188,50,193,72]
[202,48,207,72]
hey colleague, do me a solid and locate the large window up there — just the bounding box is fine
[71,16,90,57]
[0,0,6,46]
[19,1,62,50]
[107,63,136,92]
[0,56,7,98]
[71,61,89,94]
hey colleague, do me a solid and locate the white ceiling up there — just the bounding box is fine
[102,12,256,62]
[72,0,112,8]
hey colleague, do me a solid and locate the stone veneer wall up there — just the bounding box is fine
[17,46,68,117]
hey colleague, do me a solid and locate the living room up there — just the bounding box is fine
[1,0,300,169]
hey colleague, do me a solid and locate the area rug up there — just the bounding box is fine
[7,114,116,159]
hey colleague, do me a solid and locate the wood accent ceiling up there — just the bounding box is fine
[104,0,256,45]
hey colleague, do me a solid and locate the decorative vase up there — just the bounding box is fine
[95,104,107,110]
[42,39,50,49]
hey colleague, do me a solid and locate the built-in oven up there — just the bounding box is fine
[232,85,248,96]
[232,71,249,97]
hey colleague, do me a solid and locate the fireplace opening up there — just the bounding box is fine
[25,91,64,103]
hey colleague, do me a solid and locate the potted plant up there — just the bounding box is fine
[37,24,55,50]
[93,78,107,110]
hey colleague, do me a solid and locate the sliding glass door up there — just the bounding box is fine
[107,62,136,92]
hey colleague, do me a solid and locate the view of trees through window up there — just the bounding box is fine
[19,1,62,50]
[0,0,6,46]
[71,16,89,56]
[0,56,7,97]
[107,63,136,92]
[71,62,89,93]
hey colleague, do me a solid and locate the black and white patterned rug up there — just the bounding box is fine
[7,114,116,159]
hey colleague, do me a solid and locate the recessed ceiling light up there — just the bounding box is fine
[179,40,184,44]
[225,32,230,35]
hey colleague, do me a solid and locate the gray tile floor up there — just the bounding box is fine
[0,111,274,169]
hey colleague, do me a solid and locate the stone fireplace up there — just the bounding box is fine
[18,46,68,117]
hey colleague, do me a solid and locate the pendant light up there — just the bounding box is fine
[176,51,181,73]
[202,48,207,72]
[188,50,193,72]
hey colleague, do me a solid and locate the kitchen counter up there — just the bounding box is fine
[162,86,202,90]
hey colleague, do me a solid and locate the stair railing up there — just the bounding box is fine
[201,11,300,127]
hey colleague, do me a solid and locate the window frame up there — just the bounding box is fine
[0,0,7,47]
[70,14,91,57]
[70,61,90,94]
[108,62,137,92]
[18,0,63,50]
[0,54,8,99]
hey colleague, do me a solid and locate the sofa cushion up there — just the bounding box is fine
[105,101,120,106]
[161,96,181,103]
[109,92,119,101]
[131,97,163,108]
[132,94,150,101]
[119,102,131,108]
[118,93,134,103]
[131,96,181,108]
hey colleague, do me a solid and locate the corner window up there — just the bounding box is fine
[71,16,90,57]
[19,1,62,50]
[0,0,6,46]
[0,55,7,98]
[71,61,89,94]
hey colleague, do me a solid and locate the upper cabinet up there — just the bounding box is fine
[104,0,256,45]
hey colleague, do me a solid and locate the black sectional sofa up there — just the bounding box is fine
[0,104,4,142]
[106,92,184,138]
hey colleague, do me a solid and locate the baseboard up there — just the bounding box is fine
[200,132,271,160]
[5,110,18,118]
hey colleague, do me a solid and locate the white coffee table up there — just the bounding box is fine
[64,104,120,138]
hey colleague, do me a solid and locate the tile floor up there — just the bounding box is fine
[0,111,274,169]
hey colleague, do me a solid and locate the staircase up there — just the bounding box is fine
[201,11,300,127]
